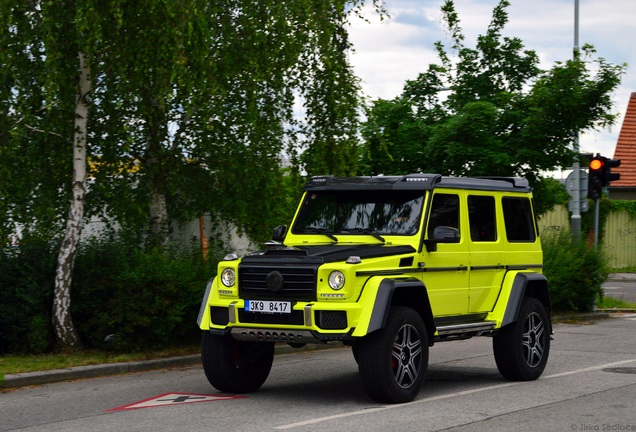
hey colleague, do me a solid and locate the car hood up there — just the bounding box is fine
[243,243,416,264]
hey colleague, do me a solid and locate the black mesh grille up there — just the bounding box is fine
[210,307,229,326]
[239,264,317,300]
[316,311,348,330]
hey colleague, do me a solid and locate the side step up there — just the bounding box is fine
[436,321,497,337]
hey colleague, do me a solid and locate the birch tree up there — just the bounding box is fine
[1,0,384,348]
[52,52,90,347]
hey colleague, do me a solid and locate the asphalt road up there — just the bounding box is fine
[603,274,636,304]
[2,315,636,432]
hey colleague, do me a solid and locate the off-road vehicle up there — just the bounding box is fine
[197,174,551,403]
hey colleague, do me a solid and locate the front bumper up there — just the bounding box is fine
[202,299,360,343]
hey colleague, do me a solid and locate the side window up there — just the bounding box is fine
[427,193,460,239]
[468,195,496,242]
[502,197,536,242]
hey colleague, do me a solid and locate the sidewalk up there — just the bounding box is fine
[608,272,636,281]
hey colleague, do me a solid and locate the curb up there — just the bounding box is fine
[0,311,618,390]
[1,343,339,390]
[551,312,611,323]
[2,355,201,389]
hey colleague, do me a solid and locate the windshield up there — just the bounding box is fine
[292,190,425,236]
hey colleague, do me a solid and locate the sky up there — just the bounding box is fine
[347,0,636,178]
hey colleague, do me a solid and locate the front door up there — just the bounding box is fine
[421,191,469,317]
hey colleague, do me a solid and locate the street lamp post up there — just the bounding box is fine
[570,0,582,240]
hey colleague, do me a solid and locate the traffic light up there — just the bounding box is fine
[603,158,621,185]
[587,155,604,199]
[586,154,621,200]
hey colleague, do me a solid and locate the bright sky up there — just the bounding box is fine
[348,0,636,177]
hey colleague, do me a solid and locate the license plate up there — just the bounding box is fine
[245,300,292,314]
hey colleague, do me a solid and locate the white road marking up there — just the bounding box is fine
[275,359,636,430]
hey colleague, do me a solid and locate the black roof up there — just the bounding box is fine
[303,174,531,192]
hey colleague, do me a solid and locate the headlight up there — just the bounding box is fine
[328,271,345,290]
[220,268,236,287]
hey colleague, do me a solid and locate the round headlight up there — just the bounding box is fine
[328,271,345,290]
[220,268,235,287]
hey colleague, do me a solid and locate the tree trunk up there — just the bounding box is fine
[52,51,91,348]
[145,102,170,249]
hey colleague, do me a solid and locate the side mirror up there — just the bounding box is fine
[433,226,460,242]
[272,225,288,243]
[424,226,460,252]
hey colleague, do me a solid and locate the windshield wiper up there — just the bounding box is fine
[303,228,338,243]
[341,228,386,243]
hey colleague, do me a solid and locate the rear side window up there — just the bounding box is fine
[502,197,536,242]
[468,195,496,242]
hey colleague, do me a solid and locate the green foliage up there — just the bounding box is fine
[542,230,608,312]
[0,235,218,354]
[1,0,385,247]
[532,177,569,217]
[72,236,218,352]
[610,200,636,217]
[0,238,57,354]
[360,0,625,215]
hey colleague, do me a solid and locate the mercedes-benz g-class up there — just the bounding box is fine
[197,174,551,403]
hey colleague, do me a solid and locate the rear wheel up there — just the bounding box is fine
[358,306,429,403]
[201,331,274,393]
[493,297,550,381]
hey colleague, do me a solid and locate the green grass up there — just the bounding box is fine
[609,266,636,273]
[0,345,199,380]
[597,296,636,310]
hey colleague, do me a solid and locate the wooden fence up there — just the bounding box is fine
[538,206,636,268]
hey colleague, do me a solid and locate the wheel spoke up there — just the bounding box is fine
[392,324,422,387]
[522,312,545,367]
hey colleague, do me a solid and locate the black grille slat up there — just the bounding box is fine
[239,264,318,300]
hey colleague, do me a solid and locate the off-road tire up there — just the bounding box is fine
[201,331,275,393]
[493,297,550,381]
[357,306,429,403]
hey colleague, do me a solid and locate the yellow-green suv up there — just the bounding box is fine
[197,174,551,403]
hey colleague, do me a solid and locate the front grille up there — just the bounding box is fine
[239,264,317,300]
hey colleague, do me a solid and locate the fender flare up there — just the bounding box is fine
[501,272,551,328]
[197,277,215,328]
[364,277,436,343]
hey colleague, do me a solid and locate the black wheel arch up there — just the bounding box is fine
[502,272,552,329]
[366,278,436,345]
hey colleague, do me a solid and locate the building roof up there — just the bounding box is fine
[613,92,636,187]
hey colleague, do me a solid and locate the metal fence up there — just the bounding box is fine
[538,206,636,268]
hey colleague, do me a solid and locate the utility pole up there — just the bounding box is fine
[570,0,582,240]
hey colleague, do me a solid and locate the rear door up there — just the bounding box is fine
[466,193,506,313]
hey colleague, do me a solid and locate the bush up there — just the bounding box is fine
[72,236,219,352]
[0,234,219,354]
[542,229,608,312]
[0,238,57,354]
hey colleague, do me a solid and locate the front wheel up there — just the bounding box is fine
[493,297,551,381]
[357,306,429,403]
[201,331,274,393]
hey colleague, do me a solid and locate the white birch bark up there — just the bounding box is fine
[52,51,91,347]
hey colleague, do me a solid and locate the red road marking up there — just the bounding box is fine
[105,392,247,412]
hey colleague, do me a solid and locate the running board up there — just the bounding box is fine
[436,321,497,336]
